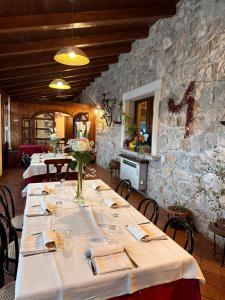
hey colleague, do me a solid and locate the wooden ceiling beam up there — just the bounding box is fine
[7,79,94,94]
[10,87,84,98]
[0,43,131,71]
[0,66,108,87]
[0,56,117,80]
[0,7,176,33]
[0,29,147,56]
[3,74,99,91]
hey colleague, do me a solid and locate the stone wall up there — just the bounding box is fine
[81,0,225,239]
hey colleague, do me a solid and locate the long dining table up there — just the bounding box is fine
[15,179,205,300]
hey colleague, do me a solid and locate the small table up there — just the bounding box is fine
[208,221,225,267]
[110,160,120,179]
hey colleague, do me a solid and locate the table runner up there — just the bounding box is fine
[23,153,76,179]
[15,180,205,300]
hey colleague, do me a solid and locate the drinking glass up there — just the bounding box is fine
[55,200,63,217]
[63,229,73,252]
[60,179,65,191]
[107,213,121,243]
[55,183,61,195]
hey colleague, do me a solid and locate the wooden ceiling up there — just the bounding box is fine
[0,0,177,103]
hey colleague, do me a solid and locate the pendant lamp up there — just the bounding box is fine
[54,46,89,66]
[54,0,90,66]
[49,79,71,90]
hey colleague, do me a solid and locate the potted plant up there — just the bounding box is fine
[122,112,136,147]
[166,199,194,229]
[194,150,225,230]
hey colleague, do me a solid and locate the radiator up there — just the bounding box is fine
[120,156,148,191]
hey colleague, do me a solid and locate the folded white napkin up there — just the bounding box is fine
[20,231,58,256]
[26,199,54,217]
[29,185,54,196]
[127,225,167,242]
[104,198,128,209]
[104,199,119,208]
[88,244,133,275]
[91,182,111,191]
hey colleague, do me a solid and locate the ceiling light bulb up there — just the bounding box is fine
[69,51,76,58]
[57,81,63,86]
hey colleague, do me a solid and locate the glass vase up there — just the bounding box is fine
[76,161,84,205]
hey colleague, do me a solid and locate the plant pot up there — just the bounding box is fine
[216,218,225,231]
[167,206,194,229]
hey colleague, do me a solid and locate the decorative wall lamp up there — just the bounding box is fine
[95,94,116,126]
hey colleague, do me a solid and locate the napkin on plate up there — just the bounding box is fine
[126,225,167,242]
[91,182,111,191]
[20,231,59,256]
[87,244,134,275]
[29,185,54,196]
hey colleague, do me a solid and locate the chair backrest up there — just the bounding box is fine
[163,217,194,254]
[138,198,159,225]
[0,185,15,220]
[44,158,72,181]
[0,213,19,280]
[21,154,30,169]
[115,179,132,200]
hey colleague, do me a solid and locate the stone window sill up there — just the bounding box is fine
[120,148,160,161]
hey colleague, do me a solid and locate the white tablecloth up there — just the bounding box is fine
[23,153,76,179]
[15,180,205,300]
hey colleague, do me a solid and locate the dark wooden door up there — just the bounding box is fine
[64,116,74,139]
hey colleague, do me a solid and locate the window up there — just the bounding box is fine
[34,113,54,144]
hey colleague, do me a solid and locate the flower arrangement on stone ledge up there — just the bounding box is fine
[194,150,225,228]
[122,112,151,154]
[168,81,195,138]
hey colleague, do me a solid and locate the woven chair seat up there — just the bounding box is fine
[0,281,15,300]
[8,239,21,260]
[11,214,23,231]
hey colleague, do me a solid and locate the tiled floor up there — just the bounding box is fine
[1,165,225,300]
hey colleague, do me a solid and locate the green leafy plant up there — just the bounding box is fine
[122,112,136,138]
[194,150,225,217]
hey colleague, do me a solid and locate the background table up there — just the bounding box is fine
[15,180,204,300]
[23,153,77,183]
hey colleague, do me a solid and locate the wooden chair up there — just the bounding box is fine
[115,179,132,200]
[138,198,159,225]
[0,185,23,232]
[44,158,72,181]
[21,154,31,169]
[0,214,18,299]
[163,217,194,254]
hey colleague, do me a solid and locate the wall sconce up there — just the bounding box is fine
[95,94,116,126]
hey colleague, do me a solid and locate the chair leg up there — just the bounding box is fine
[221,241,225,267]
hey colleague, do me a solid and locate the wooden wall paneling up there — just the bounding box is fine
[10,101,96,149]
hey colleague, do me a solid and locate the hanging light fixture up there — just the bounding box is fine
[54,0,90,66]
[49,78,71,90]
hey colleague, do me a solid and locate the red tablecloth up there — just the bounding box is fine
[112,279,201,300]
[18,144,48,158]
